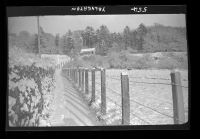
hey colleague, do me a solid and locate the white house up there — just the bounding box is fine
[80,48,96,56]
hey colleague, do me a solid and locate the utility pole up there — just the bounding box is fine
[37,16,41,57]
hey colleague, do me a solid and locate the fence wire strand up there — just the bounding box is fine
[129,80,188,88]
[106,75,188,88]
[130,112,152,125]
[107,75,172,81]
[129,98,174,119]
[129,76,171,81]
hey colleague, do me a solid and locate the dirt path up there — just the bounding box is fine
[48,68,101,126]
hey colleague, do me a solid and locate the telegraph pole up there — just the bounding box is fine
[37,16,41,57]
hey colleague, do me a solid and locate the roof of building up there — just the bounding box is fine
[80,48,95,53]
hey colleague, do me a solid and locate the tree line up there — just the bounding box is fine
[9,23,187,56]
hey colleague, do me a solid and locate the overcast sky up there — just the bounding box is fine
[8,14,186,36]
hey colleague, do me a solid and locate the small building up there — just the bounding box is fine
[80,48,96,56]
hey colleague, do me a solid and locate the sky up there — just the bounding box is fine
[8,14,186,36]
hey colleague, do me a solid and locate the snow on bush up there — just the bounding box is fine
[8,47,56,127]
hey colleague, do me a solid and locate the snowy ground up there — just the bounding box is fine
[48,68,102,126]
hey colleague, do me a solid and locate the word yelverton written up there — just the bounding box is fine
[71,6,106,12]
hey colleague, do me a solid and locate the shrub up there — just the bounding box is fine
[155,57,179,69]
[157,52,188,69]
[9,64,55,126]
[9,47,56,127]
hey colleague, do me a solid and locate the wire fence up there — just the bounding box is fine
[105,75,188,88]
[95,82,184,124]
[106,75,188,82]
[105,76,174,105]
[96,78,175,122]
[63,67,188,125]
[95,78,185,124]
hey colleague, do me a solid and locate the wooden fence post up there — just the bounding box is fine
[85,69,89,94]
[69,69,71,79]
[75,68,78,84]
[71,69,73,81]
[73,69,75,82]
[72,69,74,81]
[65,68,67,77]
[82,69,84,91]
[170,71,185,124]
[71,69,72,81]
[121,71,130,125]
[76,68,79,85]
[66,68,68,78]
[77,68,79,85]
[91,68,96,104]
[72,69,73,81]
[67,69,69,78]
[74,69,76,83]
[101,68,106,115]
[76,68,79,86]
[79,68,81,89]
[70,69,72,80]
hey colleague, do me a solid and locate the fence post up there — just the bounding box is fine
[69,69,71,79]
[91,68,96,104]
[79,68,81,89]
[101,68,106,115]
[70,69,72,80]
[71,69,72,80]
[121,71,130,125]
[72,69,74,81]
[72,68,74,81]
[85,69,89,94]
[72,69,73,81]
[76,68,79,85]
[82,69,85,91]
[73,69,75,82]
[75,68,78,84]
[77,68,79,85]
[170,71,185,124]
[71,69,73,81]
[67,68,69,78]
[66,68,68,78]
[74,68,76,83]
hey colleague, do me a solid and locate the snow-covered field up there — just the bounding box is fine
[86,69,188,125]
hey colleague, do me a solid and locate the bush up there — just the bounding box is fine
[159,52,188,69]
[9,64,55,126]
[9,47,56,127]
[155,57,180,69]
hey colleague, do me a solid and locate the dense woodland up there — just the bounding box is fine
[9,23,187,56]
